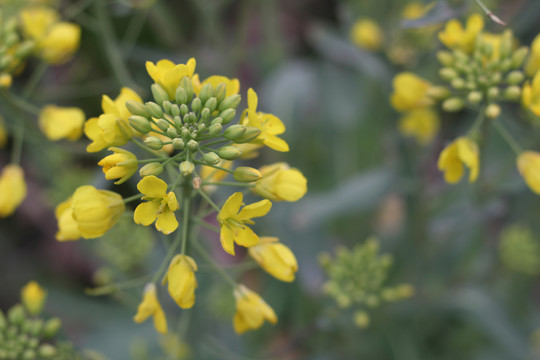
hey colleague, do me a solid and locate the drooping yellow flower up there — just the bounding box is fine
[21,281,47,315]
[438,13,484,53]
[134,283,168,334]
[162,255,197,309]
[390,73,433,112]
[0,164,27,217]
[146,58,196,99]
[233,285,277,334]
[39,105,85,141]
[248,237,298,282]
[84,87,142,152]
[350,18,384,51]
[55,198,80,241]
[437,137,479,184]
[517,151,540,194]
[398,107,440,145]
[252,162,307,202]
[522,71,540,116]
[200,160,232,193]
[217,192,272,255]
[192,74,240,97]
[98,147,138,184]
[526,34,540,77]
[240,89,289,152]
[134,176,179,234]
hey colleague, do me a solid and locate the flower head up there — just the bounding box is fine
[0,164,27,217]
[438,13,484,53]
[252,162,307,202]
[248,237,298,282]
[522,71,540,116]
[134,283,168,334]
[390,73,433,112]
[39,105,85,141]
[437,137,479,184]
[350,18,384,51]
[98,147,138,184]
[217,192,272,255]
[192,75,240,98]
[134,176,179,234]
[517,151,540,194]
[398,107,440,145]
[162,255,197,309]
[146,58,196,99]
[233,285,277,334]
[21,281,47,315]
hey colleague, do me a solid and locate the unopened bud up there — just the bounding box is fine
[202,152,221,165]
[506,71,524,85]
[180,104,189,116]
[139,162,164,177]
[129,116,152,133]
[439,67,458,82]
[7,305,25,325]
[38,344,56,358]
[179,161,195,176]
[145,102,163,118]
[191,98,202,114]
[198,124,206,132]
[126,100,150,118]
[211,117,223,126]
[174,115,182,128]
[427,86,450,100]
[503,85,521,100]
[214,83,227,103]
[233,167,262,182]
[151,83,169,105]
[233,126,261,143]
[42,318,61,338]
[204,97,217,112]
[144,136,163,150]
[179,77,194,102]
[500,30,513,59]
[162,101,172,114]
[467,91,483,104]
[166,127,178,138]
[175,87,188,105]
[172,138,184,149]
[218,94,241,112]
[485,103,501,119]
[450,78,465,89]
[487,87,499,100]
[511,46,529,68]
[442,98,464,112]
[207,123,222,136]
[217,146,243,160]
[171,104,180,117]
[199,83,213,105]
[187,139,198,151]
[156,119,170,132]
[200,108,211,121]
[223,125,246,140]
[219,109,236,124]
[436,51,454,66]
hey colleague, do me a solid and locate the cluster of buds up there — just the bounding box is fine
[499,225,540,275]
[320,238,414,328]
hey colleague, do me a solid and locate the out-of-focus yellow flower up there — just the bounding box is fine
[233,285,277,334]
[98,147,138,184]
[526,34,540,77]
[217,192,271,255]
[252,162,307,202]
[146,58,196,99]
[200,160,232,193]
[0,73,12,88]
[437,137,479,184]
[398,107,440,145]
[240,88,289,152]
[192,75,240,97]
[438,13,484,53]
[84,87,142,152]
[39,105,85,141]
[162,255,197,309]
[0,117,7,148]
[480,32,504,61]
[402,2,434,20]
[248,237,298,282]
[522,71,540,116]
[55,185,124,240]
[517,151,540,194]
[0,164,26,217]
[350,18,384,51]
[390,72,433,112]
[134,283,168,334]
[134,176,179,234]
[21,281,47,315]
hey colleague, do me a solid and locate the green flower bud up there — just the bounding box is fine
[27,319,43,337]
[144,102,163,119]
[38,344,56,358]
[156,119,170,132]
[126,100,150,118]
[166,127,178,138]
[453,49,469,63]
[217,146,242,160]
[7,305,25,326]
[437,51,454,66]
[181,128,190,137]
[450,78,465,89]
[14,42,34,59]
[179,161,195,177]
[506,70,524,85]
[187,139,198,151]
[512,47,529,68]
[162,101,172,114]
[503,85,521,100]
[490,72,502,85]
[233,167,262,182]
[467,91,483,104]
[219,109,236,124]
[42,318,61,339]
[171,104,181,117]
[426,86,450,100]
[487,87,499,100]
[184,112,196,124]
[191,98,202,114]
[151,83,169,105]
[190,131,198,139]
[198,124,206,132]
[207,123,222,136]
[21,349,36,360]
[223,125,246,140]
[139,162,164,177]
[204,97,217,112]
[200,108,211,121]
[439,67,458,82]
[203,152,220,165]
[232,126,261,143]
[211,117,223,126]
[214,83,227,103]
[180,104,189,116]
[179,77,194,102]
[144,136,163,150]
[485,103,501,119]
[199,83,213,105]
[27,338,38,349]
[500,30,513,59]
[172,138,185,149]
[218,94,241,112]
[175,87,188,105]
[442,98,464,112]
[499,58,512,72]
[174,115,183,128]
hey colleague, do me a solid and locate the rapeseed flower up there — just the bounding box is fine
[252,162,307,202]
[39,105,85,141]
[134,176,179,234]
[134,283,168,334]
[146,58,196,99]
[21,281,46,315]
[398,108,440,145]
[438,137,479,184]
[0,164,26,217]
[390,72,433,112]
[522,71,540,116]
[233,285,277,334]
[438,13,484,53]
[162,255,197,309]
[350,18,384,51]
[98,147,138,184]
[517,151,540,194]
[248,237,298,282]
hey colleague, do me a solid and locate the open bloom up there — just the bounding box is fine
[233,285,277,334]
[134,176,179,234]
[192,75,240,97]
[438,137,479,184]
[0,164,27,217]
[526,34,540,76]
[517,151,540,194]
[21,281,47,315]
[390,73,433,112]
[398,107,440,145]
[146,58,196,99]
[98,147,138,184]
[134,283,167,334]
[217,192,272,255]
[522,71,540,116]
[438,13,484,53]
[162,255,197,309]
[248,237,298,282]
[240,88,289,152]
[350,18,384,51]
[39,105,85,141]
[252,163,307,202]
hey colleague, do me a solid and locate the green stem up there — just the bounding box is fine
[197,188,221,213]
[11,111,24,165]
[181,186,191,255]
[194,162,234,174]
[85,274,153,296]
[123,193,143,203]
[64,0,95,19]
[122,10,150,57]
[23,61,48,98]
[191,239,237,288]
[131,138,164,157]
[491,118,522,155]
[201,138,232,147]
[151,228,183,284]
[3,92,41,116]
[202,181,254,187]
[193,218,220,233]
[468,106,486,135]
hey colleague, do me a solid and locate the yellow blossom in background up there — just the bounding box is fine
[0,73,12,88]
[252,162,307,202]
[402,2,434,20]
[98,147,138,184]
[55,198,80,241]
[390,72,433,112]
[240,88,289,152]
[438,13,484,53]
[134,176,179,234]
[248,237,298,282]
[517,151,540,194]
[21,281,47,315]
[0,117,7,148]
[192,75,240,97]
[146,58,196,99]
[522,71,540,116]
[438,137,479,184]
[134,283,168,334]
[39,105,85,141]
[217,192,272,255]
[398,107,440,145]
[0,164,26,217]
[162,255,197,309]
[200,160,232,193]
[350,18,384,51]
[233,285,277,334]
[480,32,504,61]
[526,34,540,76]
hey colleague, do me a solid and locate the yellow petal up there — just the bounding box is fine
[134,200,160,226]
[218,192,243,222]
[237,199,272,221]
[137,175,167,198]
[220,225,236,255]
[156,209,178,234]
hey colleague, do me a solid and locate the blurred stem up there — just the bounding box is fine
[123,193,143,203]
[180,176,192,255]
[197,188,221,212]
[468,106,486,135]
[122,10,149,57]
[64,0,95,19]
[131,138,164,156]
[3,92,41,116]
[151,228,183,284]
[85,274,153,296]
[195,162,234,174]
[193,218,220,233]
[491,118,522,155]
[201,181,254,187]
[192,238,237,288]
[23,61,48,98]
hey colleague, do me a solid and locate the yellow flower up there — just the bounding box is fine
[192,74,240,97]
[84,87,142,152]
[437,137,479,184]
[398,107,440,145]
[233,285,277,334]
[390,73,433,112]
[134,283,168,334]
[134,176,179,234]
[98,147,138,184]
[21,281,47,315]
[438,13,484,53]
[248,237,298,282]
[146,58,196,99]
[0,164,26,217]
[200,160,232,193]
[162,255,197,309]
[217,192,272,255]
[526,34,540,77]
[252,162,307,202]
[517,151,540,194]
[55,185,124,240]
[402,2,434,20]
[0,116,7,148]
[522,71,540,116]
[350,18,384,51]
[39,105,85,141]
[240,89,289,152]
[0,73,12,88]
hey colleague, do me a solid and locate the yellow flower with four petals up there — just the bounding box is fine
[134,176,179,234]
